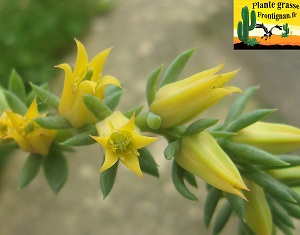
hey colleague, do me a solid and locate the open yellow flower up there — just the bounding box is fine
[230,121,300,154]
[4,98,56,156]
[57,39,121,128]
[150,63,242,128]
[91,111,157,177]
[175,131,248,199]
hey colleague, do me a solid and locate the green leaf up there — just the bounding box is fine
[204,187,222,227]
[124,105,144,119]
[183,170,197,188]
[139,148,159,177]
[83,94,112,121]
[164,140,181,160]
[183,118,218,136]
[223,86,259,127]
[276,197,300,219]
[61,128,98,146]
[268,198,295,229]
[35,115,71,129]
[26,83,48,106]
[158,48,195,88]
[209,131,236,138]
[146,111,161,129]
[100,160,118,199]
[172,161,198,201]
[30,82,60,110]
[103,85,124,110]
[226,193,245,221]
[43,148,68,193]
[212,201,232,235]
[0,87,10,110]
[3,89,27,115]
[18,153,43,189]
[241,167,295,202]
[225,109,276,133]
[146,64,163,106]
[222,141,289,167]
[9,69,26,101]
[274,217,294,235]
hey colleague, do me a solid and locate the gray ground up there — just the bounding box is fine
[1,1,300,234]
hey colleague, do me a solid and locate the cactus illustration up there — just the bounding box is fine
[237,6,256,43]
[281,23,290,37]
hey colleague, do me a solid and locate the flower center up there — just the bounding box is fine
[108,130,138,160]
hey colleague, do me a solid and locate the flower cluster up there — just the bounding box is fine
[1,40,300,235]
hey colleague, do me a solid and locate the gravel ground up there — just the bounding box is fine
[1,1,300,234]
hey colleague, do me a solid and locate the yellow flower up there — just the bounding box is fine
[230,121,300,154]
[57,39,121,128]
[244,179,272,235]
[175,131,248,199]
[4,98,56,156]
[91,111,157,177]
[150,63,242,128]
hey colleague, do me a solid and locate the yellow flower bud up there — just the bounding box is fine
[230,121,300,154]
[150,63,241,128]
[90,111,157,177]
[175,131,248,199]
[57,39,121,128]
[244,179,272,235]
[3,98,56,156]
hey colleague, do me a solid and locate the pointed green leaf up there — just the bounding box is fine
[4,90,27,115]
[209,131,236,138]
[61,128,98,146]
[35,115,71,129]
[9,70,26,101]
[212,201,232,235]
[83,94,112,121]
[276,197,300,219]
[226,109,276,133]
[100,160,118,199]
[43,148,68,193]
[274,217,294,235]
[223,86,259,127]
[103,85,124,110]
[172,161,198,201]
[146,64,163,106]
[222,141,289,167]
[124,105,144,119]
[241,167,296,202]
[146,111,161,129]
[164,140,181,160]
[26,83,48,106]
[158,48,195,88]
[226,193,245,221]
[268,198,295,229]
[183,118,218,136]
[139,148,159,177]
[30,82,60,110]
[204,187,222,227]
[0,87,10,110]
[183,170,197,188]
[18,153,43,189]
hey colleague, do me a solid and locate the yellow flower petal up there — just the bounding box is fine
[25,97,39,120]
[90,135,109,148]
[89,48,112,81]
[120,151,143,178]
[100,149,119,173]
[131,132,158,149]
[74,39,89,79]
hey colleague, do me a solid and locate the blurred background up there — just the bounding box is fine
[0,0,300,234]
